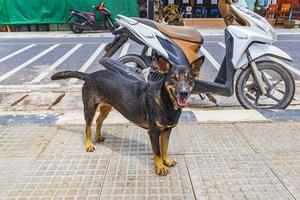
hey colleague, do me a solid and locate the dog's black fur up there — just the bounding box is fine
[51,57,204,175]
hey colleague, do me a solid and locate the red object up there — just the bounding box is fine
[266,4,279,18]
[276,0,299,6]
[99,2,105,10]
[98,2,111,15]
[84,12,96,18]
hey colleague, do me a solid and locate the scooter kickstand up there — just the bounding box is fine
[198,93,206,100]
[205,93,219,107]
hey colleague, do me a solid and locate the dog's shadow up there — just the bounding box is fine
[82,126,153,158]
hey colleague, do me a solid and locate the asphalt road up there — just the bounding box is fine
[0,32,300,86]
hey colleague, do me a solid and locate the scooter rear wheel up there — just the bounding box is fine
[236,61,295,109]
[118,54,148,76]
[70,24,83,34]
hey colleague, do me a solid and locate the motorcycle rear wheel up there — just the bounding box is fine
[236,61,295,109]
[70,24,83,34]
[117,54,148,74]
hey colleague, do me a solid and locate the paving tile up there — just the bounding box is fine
[0,125,57,158]
[236,122,300,153]
[41,125,115,156]
[99,126,190,200]
[100,155,194,200]
[0,158,33,198]
[0,125,113,199]
[185,153,294,200]
[111,125,181,155]
[5,153,109,199]
[177,124,253,154]
[263,152,300,199]
[0,123,299,199]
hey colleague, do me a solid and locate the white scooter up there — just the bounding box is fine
[103,4,295,109]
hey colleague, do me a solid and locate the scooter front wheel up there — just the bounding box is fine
[236,60,295,109]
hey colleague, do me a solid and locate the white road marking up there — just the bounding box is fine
[119,43,130,58]
[76,43,106,72]
[0,44,36,63]
[200,47,220,70]
[29,44,83,84]
[68,43,106,84]
[0,32,114,38]
[0,44,60,83]
[217,42,225,48]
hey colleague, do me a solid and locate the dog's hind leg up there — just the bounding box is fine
[96,104,112,142]
[84,102,97,152]
[160,130,176,167]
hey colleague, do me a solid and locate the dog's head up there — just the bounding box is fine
[158,55,205,108]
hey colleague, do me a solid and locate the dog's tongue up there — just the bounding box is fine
[177,98,187,107]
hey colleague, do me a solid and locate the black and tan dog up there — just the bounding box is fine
[51,56,204,175]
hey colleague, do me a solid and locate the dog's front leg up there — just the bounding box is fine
[148,129,169,176]
[160,129,176,167]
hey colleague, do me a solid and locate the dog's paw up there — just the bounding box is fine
[156,165,169,176]
[86,142,95,152]
[96,136,105,142]
[163,159,176,167]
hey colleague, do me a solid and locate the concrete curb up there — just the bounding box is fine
[0,81,300,93]
[0,28,299,38]
[1,108,299,125]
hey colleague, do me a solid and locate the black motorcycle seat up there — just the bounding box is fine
[70,9,80,12]
[70,9,96,17]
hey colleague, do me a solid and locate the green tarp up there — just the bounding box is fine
[0,0,139,25]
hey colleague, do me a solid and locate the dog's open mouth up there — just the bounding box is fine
[177,98,187,107]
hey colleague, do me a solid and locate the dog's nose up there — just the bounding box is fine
[179,91,188,98]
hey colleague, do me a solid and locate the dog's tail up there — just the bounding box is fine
[51,71,88,81]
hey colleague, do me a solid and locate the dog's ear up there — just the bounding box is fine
[191,56,205,76]
[157,56,172,74]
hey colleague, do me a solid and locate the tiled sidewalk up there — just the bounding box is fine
[0,122,299,199]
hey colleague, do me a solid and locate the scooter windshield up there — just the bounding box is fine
[231,4,277,41]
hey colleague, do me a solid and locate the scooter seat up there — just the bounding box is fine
[156,23,203,44]
[133,18,203,44]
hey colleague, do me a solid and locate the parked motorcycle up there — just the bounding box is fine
[103,4,295,109]
[68,2,114,33]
